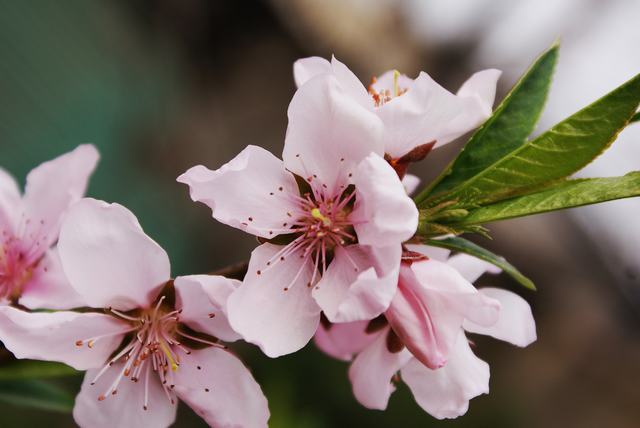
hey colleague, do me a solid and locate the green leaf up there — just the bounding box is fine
[0,360,78,381]
[631,111,640,123]
[417,43,559,203]
[420,72,640,208]
[0,379,74,413]
[424,237,535,290]
[446,172,640,226]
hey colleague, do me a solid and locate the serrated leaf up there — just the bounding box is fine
[417,43,558,202]
[424,237,535,290]
[421,72,640,208]
[446,172,640,226]
[0,379,74,413]
[0,360,78,381]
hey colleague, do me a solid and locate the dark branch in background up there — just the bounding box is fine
[210,261,249,281]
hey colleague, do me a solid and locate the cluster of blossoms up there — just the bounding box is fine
[0,56,536,427]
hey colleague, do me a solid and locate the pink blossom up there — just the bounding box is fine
[315,247,536,419]
[0,145,98,309]
[293,56,501,160]
[0,198,269,428]
[178,74,418,357]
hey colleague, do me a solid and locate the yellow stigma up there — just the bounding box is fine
[393,69,401,97]
[311,208,331,226]
[160,340,178,372]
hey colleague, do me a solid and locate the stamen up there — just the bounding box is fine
[310,208,331,226]
[160,340,178,372]
[393,69,401,97]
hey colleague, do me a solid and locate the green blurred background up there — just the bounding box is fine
[1,1,639,427]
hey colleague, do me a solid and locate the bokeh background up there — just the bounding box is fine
[1,1,639,427]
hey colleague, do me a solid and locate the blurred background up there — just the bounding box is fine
[0,0,639,427]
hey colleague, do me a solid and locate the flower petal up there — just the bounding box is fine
[312,244,400,322]
[314,320,377,362]
[58,198,170,311]
[19,248,86,310]
[177,145,299,239]
[174,275,241,342]
[73,363,177,428]
[456,69,502,117]
[401,333,489,420]
[0,306,126,370]
[378,71,499,157]
[21,144,99,251]
[293,56,371,108]
[351,153,418,247]
[446,253,499,283]
[293,56,331,88]
[402,173,421,195]
[410,259,501,327]
[283,74,383,193]
[348,328,412,410]
[173,347,270,428]
[385,260,499,369]
[329,56,372,108]
[464,287,537,347]
[0,167,21,233]
[227,243,321,357]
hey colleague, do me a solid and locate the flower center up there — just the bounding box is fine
[258,185,359,291]
[0,241,35,302]
[75,295,221,410]
[368,70,408,107]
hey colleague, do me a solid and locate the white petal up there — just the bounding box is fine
[0,306,126,370]
[329,56,372,108]
[227,243,321,357]
[58,198,170,311]
[293,56,331,88]
[283,74,383,194]
[402,173,421,195]
[312,244,400,323]
[173,347,270,428]
[177,145,299,239]
[19,248,86,310]
[446,253,499,283]
[22,144,99,251]
[385,260,499,369]
[401,334,489,420]
[73,363,177,428]
[456,69,502,117]
[174,275,241,342]
[348,328,412,410]
[0,167,21,234]
[313,320,377,362]
[351,153,418,247]
[378,71,499,157]
[464,287,537,347]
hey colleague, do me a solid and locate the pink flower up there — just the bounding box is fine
[178,74,418,357]
[0,198,269,428]
[294,56,501,160]
[315,246,536,419]
[0,145,98,309]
